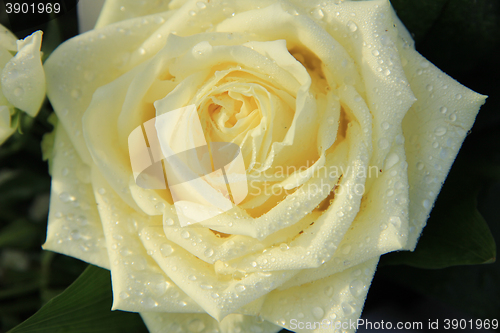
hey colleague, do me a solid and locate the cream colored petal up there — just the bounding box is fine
[92,167,299,320]
[44,12,171,165]
[141,312,282,333]
[214,81,373,274]
[1,31,45,117]
[162,210,319,265]
[95,0,174,28]
[142,219,299,320]
[82,67,142,212]
[0,105,15,145]
[216,3,362,91]
[262,258,379,333]
[321,0,416,179]
[43,124,109,269]
[91,168,205,313]
[279,144,408,288]
[398,40,486,250]
[0,24,18,51]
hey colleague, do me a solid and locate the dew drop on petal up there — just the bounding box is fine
[378,138,389,149]
[434,127,447,136]
[312,306,325,319]
[14,87,24,96]
[346,20,358,32]
[423,199,430,209]
[204,248,214,257]
[160,244,173,256]
[349,279,364,297]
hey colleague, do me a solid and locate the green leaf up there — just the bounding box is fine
[381,190,496,268]
[9,265,148,333]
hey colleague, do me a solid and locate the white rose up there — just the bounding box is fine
[43,0,486,332]
[0,25,45,145]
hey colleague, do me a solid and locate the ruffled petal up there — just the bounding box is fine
[1,31,45,117]
[43,124,109,268]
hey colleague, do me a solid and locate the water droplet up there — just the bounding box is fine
[14,87,24,96]
[416,162,424,170]
[192,41,213,58]
[200,284,213,290]
[440,148,450,159]
[440,106,448,114]
[188,275,197,281]
[434,127,447,136]
[119,291,129,299]
[389,216,401,228]
[346,20,358,32]
[141,297,158,308]
[372,49,380,56]
[59,192,75,202]
[420,61,429,68]
[449,113,457,122]
[98,188,106,195]
[9,69,19,78]
[380,35,389,45]
[350,279,365,297]
[235,284,246,292]
[341,244,351,255]
[312,306,325,319]
[187,319,205,333]
[381,122,390,130]
[160,244,173,256]
[71,89,81,99]
[164,218,174,226]
[196,1,206,9]
[204,248,214,257]
[181,230,190,239]
[426,84,433,91]
[312,8,324,20]
[325,286,334,297]
[378,138,389,149]
[385,153,400,169]
[383,69,391,76]
[395,194,407,205]
[423,199,430,209]
[342,302,353,315]
[154,16,165,24]
[455,94,462,100]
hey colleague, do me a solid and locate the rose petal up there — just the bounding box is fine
[44,12,171,165]
[91,168,205,313]
[141,312,282,333]
[1,31,45,117]
[92,167,300,320]
[95,0,173,28]
[397,36,486,250]
[43,124,109,268]
[261,258,379,332]
[0,24,18,52]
